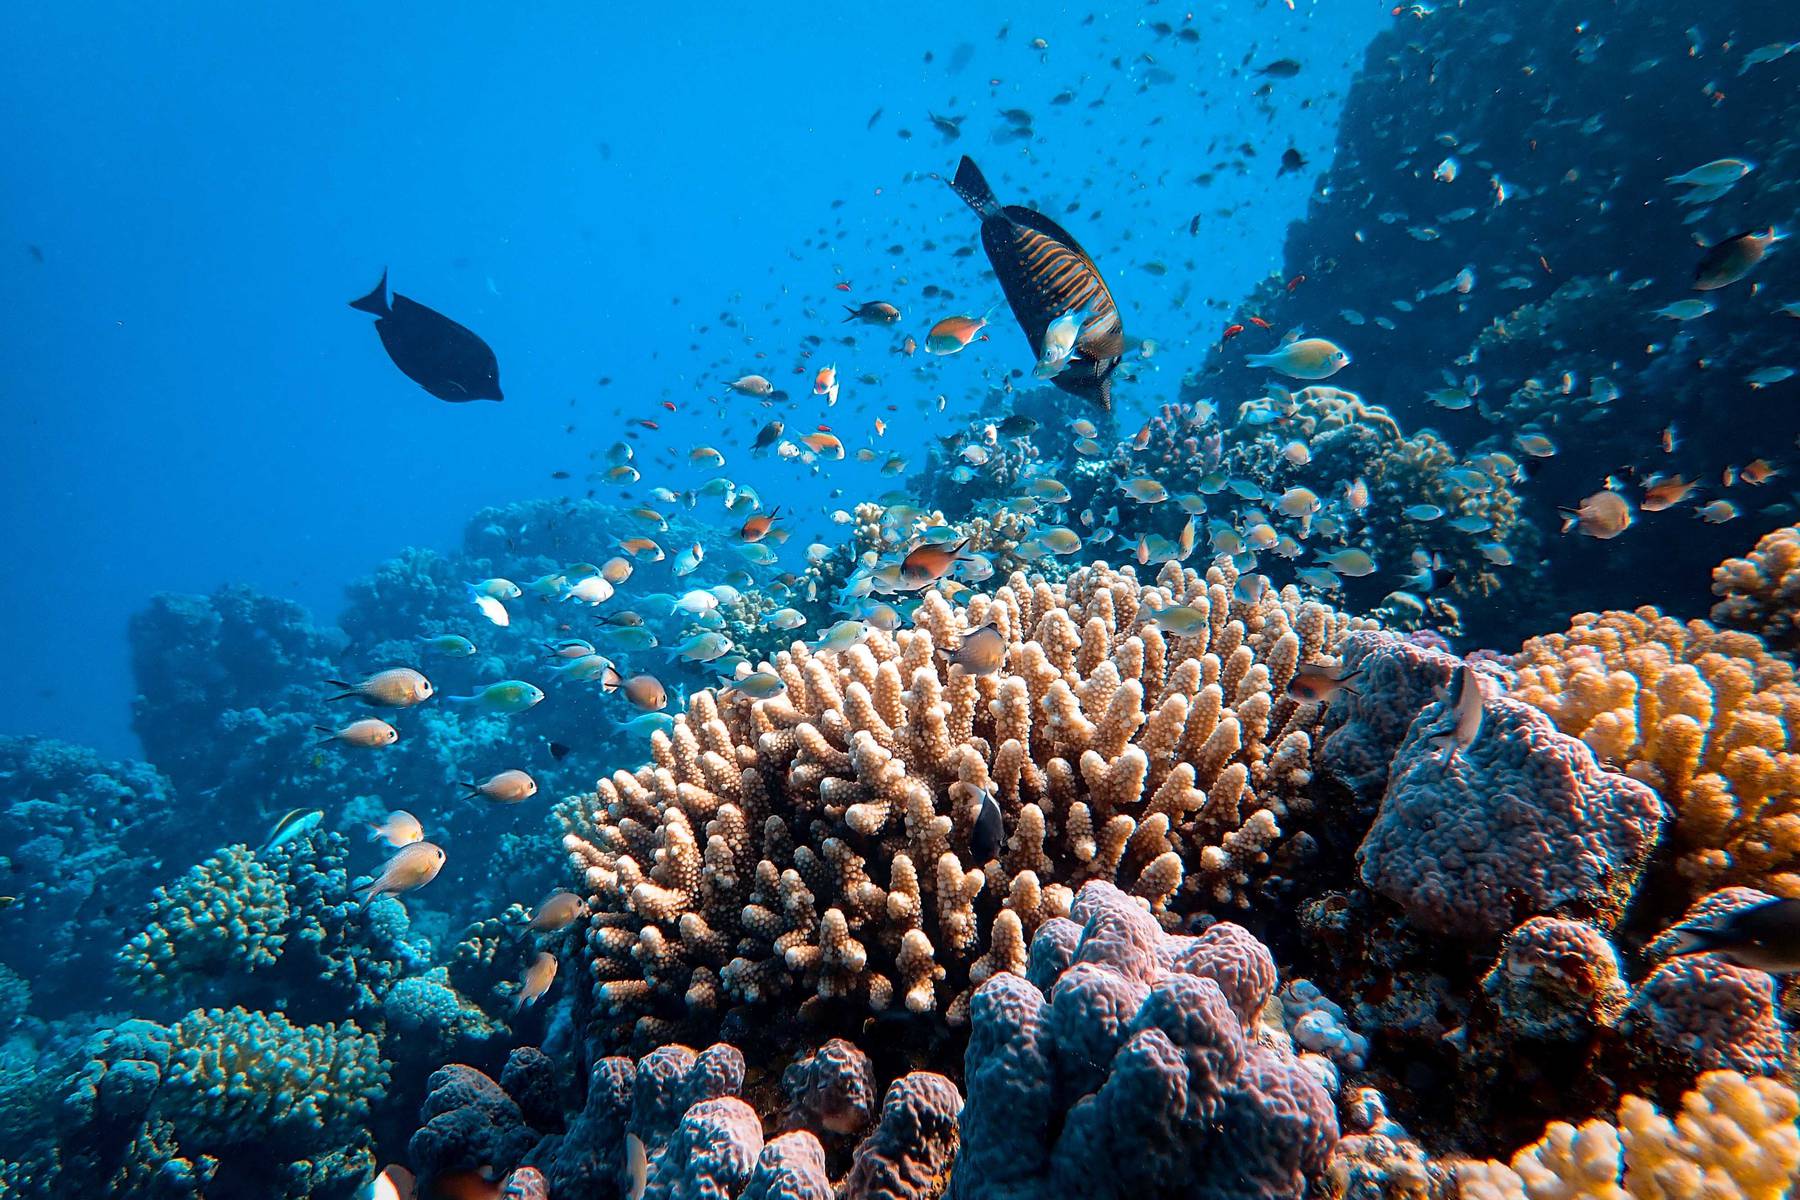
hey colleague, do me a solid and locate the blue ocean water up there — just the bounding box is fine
[1,3,1378,756]
[4,4,1799,1199]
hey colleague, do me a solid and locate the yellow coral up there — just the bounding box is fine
[1512,607,1800,899]
[1457,1072,1800,1200]
[1712,525,1800,651]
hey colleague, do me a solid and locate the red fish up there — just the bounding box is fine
[1223,323,1245,340]
[1247,316,1271,329]
[661,401,676,411]
[633,419,659,430]
[1285,274,1306,292]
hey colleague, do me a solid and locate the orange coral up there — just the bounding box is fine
[1512,608,1800,899]
[1455,1070,1800,1200]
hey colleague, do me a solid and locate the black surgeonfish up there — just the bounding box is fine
[349,269,503,402]
[947,156,1124,410]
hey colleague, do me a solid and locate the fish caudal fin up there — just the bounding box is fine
[949,156,1004,220]
[348,269,391,317]
[1665,925,1720,956]
[324,679,356,701]
[1557,507,1579,534]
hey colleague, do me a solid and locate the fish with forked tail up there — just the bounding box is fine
[349,269,503,402]
[1667,897,1800,973]
[947,156,1124,409]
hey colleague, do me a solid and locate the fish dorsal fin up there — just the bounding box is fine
[1002,204,1102,273]
[1280,327,1303,346]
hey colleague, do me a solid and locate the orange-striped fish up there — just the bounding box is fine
[947,156,1124,409]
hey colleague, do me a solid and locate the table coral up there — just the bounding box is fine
[1711,524,1800,652]
[1455,1070,1800,1200]
[561,559,1361,1047]
[950,880,1336,1200]
[1356,694,1664,940]
[1512,607,1800,901]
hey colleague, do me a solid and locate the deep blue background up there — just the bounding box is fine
[0,3,1386,755]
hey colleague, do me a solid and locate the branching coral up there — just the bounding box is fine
[1512,607,1800,900]
[562,559,1362,1047]
[1711,524,1800,652]
[1455,1070,1800,1200]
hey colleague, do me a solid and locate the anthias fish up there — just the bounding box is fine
[349,269,502,402]
[947,156,1124,409]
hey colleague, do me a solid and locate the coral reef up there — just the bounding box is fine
[561,559,1364,1048]
[951,880,1337,1200]
[0,735,182,1013]
[1512,607,1800,902]
[53,1006,388,1198]
[436,1034,960,1200]
[1456,1070,1800,1200]
[1194,0,1800,632]
[1712,524,1800,652]
[116,828,429,1022]
[1356,691,1664,940]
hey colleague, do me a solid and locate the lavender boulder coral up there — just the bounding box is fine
[952,880,1336,1200]
[1316,632,1460,803]
[1356,693,1664,940]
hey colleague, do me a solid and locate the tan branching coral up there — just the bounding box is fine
[1511,607,1800,899]
[1711,525,1800,652]
[560,559,1361,1046]
[1455,1070,1800,1200]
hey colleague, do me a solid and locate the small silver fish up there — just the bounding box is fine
[1428,664,1485,757]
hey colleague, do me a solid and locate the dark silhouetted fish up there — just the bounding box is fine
[349,269,503,402]
[947,156,1124,410]
[970,786,1004,861]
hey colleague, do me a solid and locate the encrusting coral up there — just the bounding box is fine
[1511,607,1800,902]
[1356,685,1664,940]
[560,559,1366,1047]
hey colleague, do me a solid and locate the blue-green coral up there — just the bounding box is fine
[118,844,290,993]
[115,829,424,1019]
[49,1006,388,1198]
